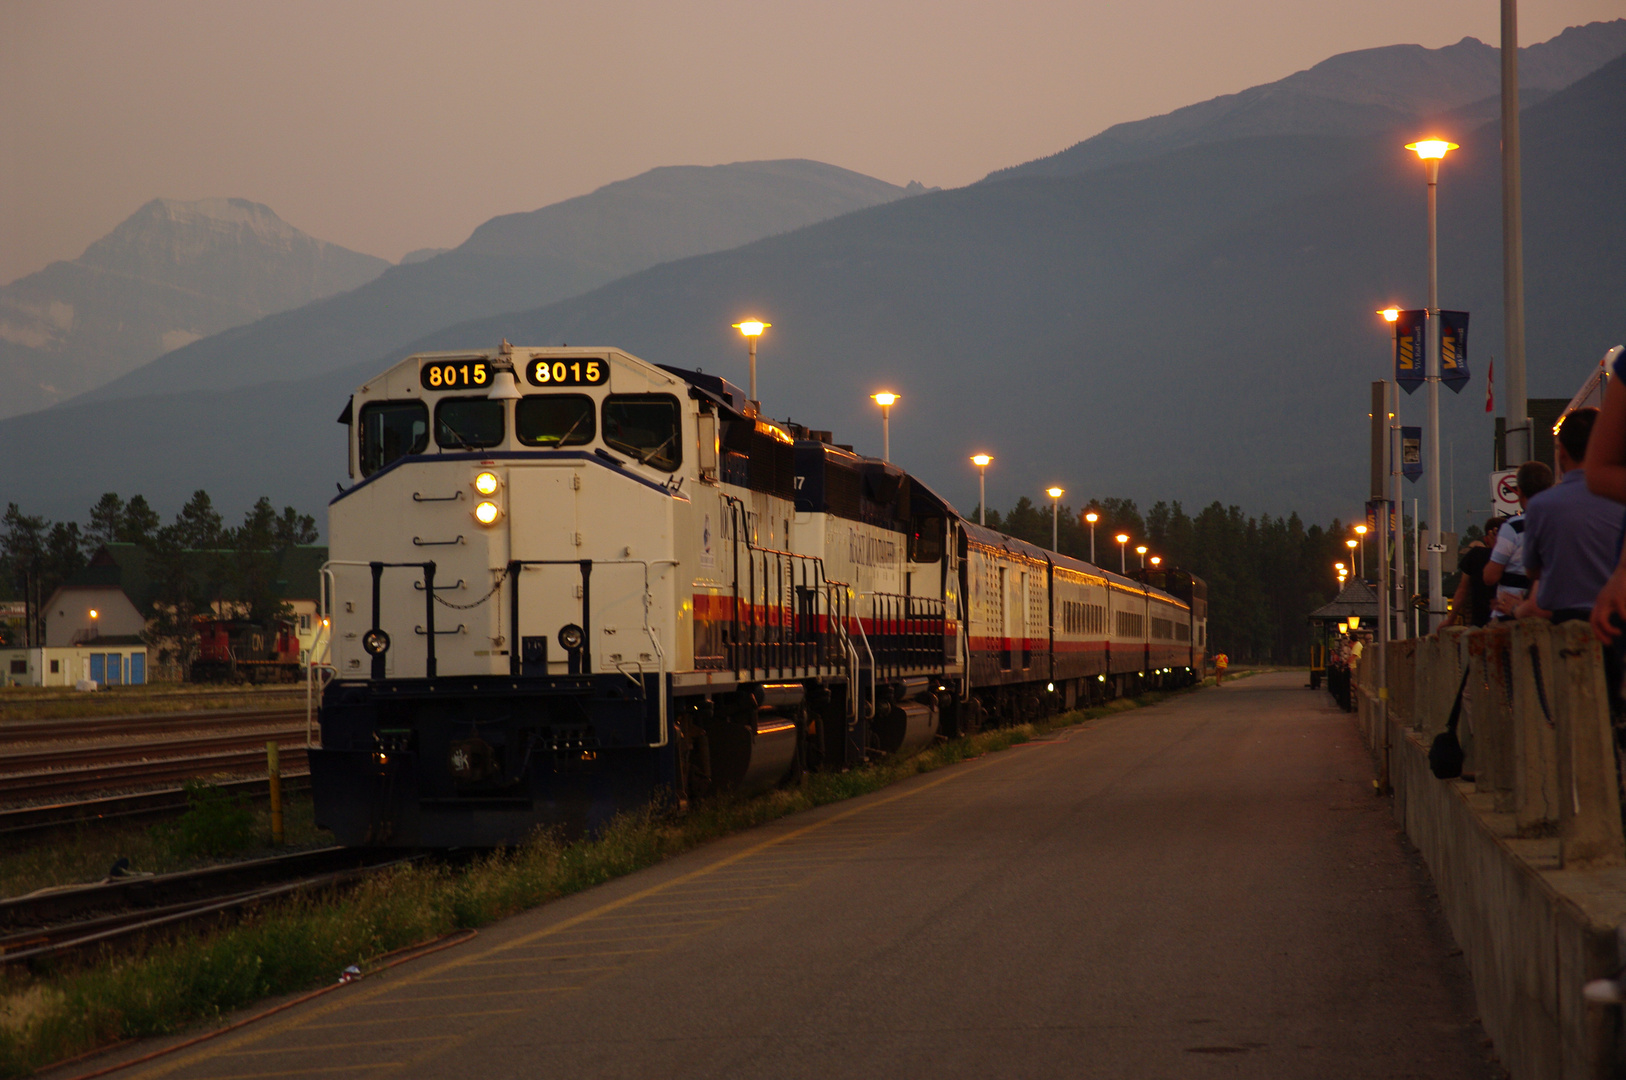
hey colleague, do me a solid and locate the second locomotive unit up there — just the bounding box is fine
[310,343,1205,846]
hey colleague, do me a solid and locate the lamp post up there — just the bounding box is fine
[1405,137,1458,632]
[1346,538,1360,583]
[1354,523,1368,580]
[1136,544,1148,569]
[1115,533,1130,575]
[871,393,898,462]
[971,454,992,526]
[1046,487,1064,551]
[1084,511,1098,564]
[1379,307,1408,639]
[732,320,770,404]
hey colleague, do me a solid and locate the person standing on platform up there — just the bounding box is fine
[1516,409,1619,624]
[1484,460,1554,618]
[1450,517,1502,627]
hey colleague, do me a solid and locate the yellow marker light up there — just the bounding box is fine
[1406,139,1458,160]
[1379,308,1401,322]
[971,454,992,467]
[733,320,769,337]
[473,501,502,526]
[871,392,899,407]
[1047,486,1064,499]
[474,471,500,496]
[1085,511,1098,523]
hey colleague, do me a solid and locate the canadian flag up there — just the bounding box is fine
[1486,357,1495,413]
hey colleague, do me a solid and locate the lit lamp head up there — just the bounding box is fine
[1405,139,1458,161]
[1115,533,1130,545]
[1347,615,1361,630]
[733,320,769,339]
[1084,511,1098,524]
[89,608,99,620]
[1149,556,1162,567]
[1354,525,1368,537]
[871,392,898,409]
[1335,562,1346,572]
[1379,307,1401,323]
[1046,486,1064,500]
[1346,539,1358,550]
[1135,545,1147,556]
[971,454,992,469]
[1337,621,1349,634]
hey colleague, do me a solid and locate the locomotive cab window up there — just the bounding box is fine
[516,394,595,447]
[435,397,504,450]
[909,515,942,562]
[602,394,681,470]
[358,400,428,477]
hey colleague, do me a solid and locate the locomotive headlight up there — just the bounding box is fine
[473,500,502,526]
[474,471,500,496]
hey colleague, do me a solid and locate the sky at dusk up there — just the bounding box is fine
[3,0,1622,286]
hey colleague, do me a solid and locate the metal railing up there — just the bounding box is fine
[867,591,948,680]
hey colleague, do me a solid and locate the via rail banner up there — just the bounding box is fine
[1401,427,1423,482]
[1394,310,1427,393]
[1440,310,1470,392]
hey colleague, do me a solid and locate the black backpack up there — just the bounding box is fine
[1428,666,1472,779]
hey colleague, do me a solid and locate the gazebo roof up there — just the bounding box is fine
[1308,580,1381,623]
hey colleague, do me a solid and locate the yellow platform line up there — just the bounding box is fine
[219,1036,454,1057]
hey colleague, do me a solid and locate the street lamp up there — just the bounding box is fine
[871,392,898,462]
[1378,307,1407,640]
[1136,544,1148,569]
[732,319,770,403]
[1405,136,1458,632]
[971,454,992,526]
[1149,555,1162,568]
[1115,533,1130,574]
[1046,487,1064,551]
[1084,511,1098,564]
[1346,538,1359,580]
[1354,523,1368,580]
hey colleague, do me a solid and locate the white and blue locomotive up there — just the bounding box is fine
[311,344,1206,845]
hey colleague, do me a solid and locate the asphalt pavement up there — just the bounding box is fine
[101,672,1503,1079]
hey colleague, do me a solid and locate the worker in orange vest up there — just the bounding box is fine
[1215,653,1230,685]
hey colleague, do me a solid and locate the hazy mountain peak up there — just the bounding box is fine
[985,18,1626,182]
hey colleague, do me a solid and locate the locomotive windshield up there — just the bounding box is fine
[358,400,428,477]
[435,397,504,450]
[516,394,596,447]
[603,394,681,470]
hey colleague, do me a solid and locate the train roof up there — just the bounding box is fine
[962,521,1186,606]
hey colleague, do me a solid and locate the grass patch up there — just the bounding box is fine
[0,682,1200,1077]
[0,792,331,901]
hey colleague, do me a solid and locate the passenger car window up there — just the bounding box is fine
[435,397,504,450]
[516,394,596,447]
[602,394,681,470]
[358,401,428,477]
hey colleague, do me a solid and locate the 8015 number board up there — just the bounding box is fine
[526,357,608,387]
[419,360,490,389]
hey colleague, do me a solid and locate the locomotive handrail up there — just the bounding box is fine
[320,559,441,680]
[720,493,846,679]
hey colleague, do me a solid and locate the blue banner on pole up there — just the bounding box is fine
[1440,310,1469,392]
[1395,310,1427,394]
[1401,427,1422,482]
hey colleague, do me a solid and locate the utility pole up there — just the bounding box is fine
[1502,0,1530,466]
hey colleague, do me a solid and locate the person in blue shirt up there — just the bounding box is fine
[1516,408,1620,623]
[1583,347,1626,642]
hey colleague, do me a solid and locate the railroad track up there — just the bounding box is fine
[0,708,305,748]
[0,746,311,803]
[0,846,412,965]
[0,728,308,774]
[0,775,312,838]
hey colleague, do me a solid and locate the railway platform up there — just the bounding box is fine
[67,673,1500,1079]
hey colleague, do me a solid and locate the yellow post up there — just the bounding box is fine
[267,741,284,846]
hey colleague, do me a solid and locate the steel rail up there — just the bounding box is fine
[0,847,414,964]
[0,775,312,838]
[0,748,311,802]
[0,709,304,747]
[0,729,307,774]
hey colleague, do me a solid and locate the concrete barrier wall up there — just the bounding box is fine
[1356,620,1626,1080]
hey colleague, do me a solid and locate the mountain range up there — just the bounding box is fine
[1,21,1622,534]
[0,199,389,418]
